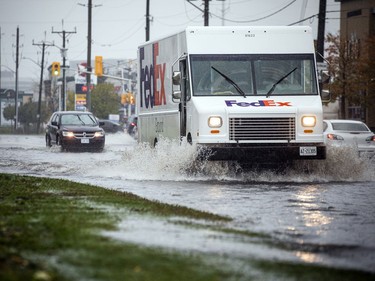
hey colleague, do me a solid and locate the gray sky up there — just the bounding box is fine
[0,0,341,79]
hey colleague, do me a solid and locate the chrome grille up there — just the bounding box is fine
[229,117,296,141]
[73,132,95,138]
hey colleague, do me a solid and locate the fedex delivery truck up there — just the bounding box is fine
[137,26,326,164]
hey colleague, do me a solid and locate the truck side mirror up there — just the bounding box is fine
[321,89,331,103]
[172,71,181,85]
[320,70,330,84]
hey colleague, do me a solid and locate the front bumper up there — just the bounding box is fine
[198,143,326,162]
[61,137,105,151]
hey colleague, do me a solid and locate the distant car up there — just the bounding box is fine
[127,115,138,137]
[45,111,105,152]
[323,119,375,157]
[99,119,122,133]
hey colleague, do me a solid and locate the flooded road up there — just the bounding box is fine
[1,133,374,274]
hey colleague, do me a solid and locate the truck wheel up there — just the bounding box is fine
[187,133,192,145]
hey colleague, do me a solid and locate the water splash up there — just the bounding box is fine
[102,139,375,183]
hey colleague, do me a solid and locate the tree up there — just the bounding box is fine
[325,33,375,120]
[3,105,15,122]
[325,32,363,119]
[66,90,75,111]
[90,83,120,119]
[359,36,375,119]
[18,101,48,133]
[2,101,48,133]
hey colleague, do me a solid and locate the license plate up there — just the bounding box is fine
[300,146,317,156]
[81,138,90,144]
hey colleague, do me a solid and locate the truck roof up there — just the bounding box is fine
[139,26,315,55]
[186,26,314,54]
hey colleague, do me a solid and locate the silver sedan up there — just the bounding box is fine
[323,119,375,157]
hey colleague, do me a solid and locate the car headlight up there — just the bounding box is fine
[62,131,74,137]
[302,116,316,127]
[208,116,222,128]
[94,131,105,137]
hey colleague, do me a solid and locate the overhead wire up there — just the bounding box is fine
[210,0,297,23]
[288,10,341,26]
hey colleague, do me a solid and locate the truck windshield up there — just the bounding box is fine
[190,54,318,97]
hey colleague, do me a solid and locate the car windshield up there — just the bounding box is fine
[190,54,317,97]
[60,114,97,126]
[332,122,369,132]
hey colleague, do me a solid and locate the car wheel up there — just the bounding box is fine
[56,135,65,151]
[46,134,52,147]
[132,126,138,139]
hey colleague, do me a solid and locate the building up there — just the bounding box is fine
[336,0,375,129]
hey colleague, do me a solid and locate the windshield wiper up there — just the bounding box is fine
[211,66,246,98]
[266,67,297,98]
[76,115,86,125]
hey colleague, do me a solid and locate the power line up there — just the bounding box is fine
[288,10,339,26]
[210,0,297,23]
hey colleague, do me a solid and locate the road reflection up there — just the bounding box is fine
[293,185,333,263]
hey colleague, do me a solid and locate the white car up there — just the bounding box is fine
[323,119,375,157]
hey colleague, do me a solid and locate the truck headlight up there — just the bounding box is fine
[302,116,316,127]
[208,116,222,128]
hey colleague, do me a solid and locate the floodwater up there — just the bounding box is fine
[0,133,374,274]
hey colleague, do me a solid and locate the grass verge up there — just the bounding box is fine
[0,173,373,281]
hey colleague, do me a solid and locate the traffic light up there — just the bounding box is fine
[130,93,135,105]
[121,93,128,105]
[95,56,103,76]
[52,62,61,77]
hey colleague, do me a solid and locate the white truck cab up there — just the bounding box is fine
[137,26,326,164]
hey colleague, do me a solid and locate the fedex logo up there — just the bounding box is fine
[225,100,292,107]
[139,43,166,109]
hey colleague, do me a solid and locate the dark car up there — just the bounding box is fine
[99,119,122,133]
[45,111,105,152]
[127,115,138,137]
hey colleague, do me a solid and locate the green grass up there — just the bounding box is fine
[0,173,374,281]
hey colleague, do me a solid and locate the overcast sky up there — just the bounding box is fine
[1,0,341,79]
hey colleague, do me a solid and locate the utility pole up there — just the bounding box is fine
[52,24,77,111]
[14,27,19,132]
[316,0,327,63]
[33,39,54,134]
[86,0,92,112]
[146,0,150,41]
[79,0,101,112]
[203,0,209,26]
[187,0,213,26]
